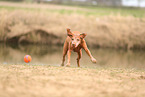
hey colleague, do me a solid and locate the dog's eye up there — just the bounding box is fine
[77,39,79,41]
[72,38,74,40]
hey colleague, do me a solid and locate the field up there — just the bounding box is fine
[0,65,145,97]
[0,2,145,49]
[0,2,145,97]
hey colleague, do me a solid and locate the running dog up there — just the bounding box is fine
[61,28,97,67]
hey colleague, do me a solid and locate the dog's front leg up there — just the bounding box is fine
[66,50,71,67]
[77,50,82,67]
[82,41,97,63]
[61,40,68,66]
[85,48,96,63]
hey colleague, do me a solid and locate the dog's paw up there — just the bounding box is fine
[65,63,71,67]
[91,58,97,63]
[61,63,64,66]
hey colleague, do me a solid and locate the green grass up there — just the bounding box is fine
[0,6,41,12]
[0,4,145,18]
[81,6,145,17]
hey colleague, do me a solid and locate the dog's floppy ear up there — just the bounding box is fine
[67,28,73,38]
[80,33,86,39]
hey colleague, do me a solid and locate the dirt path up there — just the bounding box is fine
[0,65,144,97]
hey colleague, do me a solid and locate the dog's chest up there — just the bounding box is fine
[73,46,82,52]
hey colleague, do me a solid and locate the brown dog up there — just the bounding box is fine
[61,28,97,67]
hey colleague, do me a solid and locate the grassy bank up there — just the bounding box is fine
[0,64,144,97]
[0,2,145,49]
[0,2,145,17]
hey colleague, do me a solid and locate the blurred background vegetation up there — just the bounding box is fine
[0,0,145,50]
[1,0,145,7]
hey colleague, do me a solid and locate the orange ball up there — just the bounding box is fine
[24,55,32,63]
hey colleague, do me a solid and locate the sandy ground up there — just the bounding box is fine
[0,65,144,97]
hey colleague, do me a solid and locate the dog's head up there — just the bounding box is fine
[67,28,86,48]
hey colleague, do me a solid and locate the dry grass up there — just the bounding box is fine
[0,2,145,49]
[0,65,145,97]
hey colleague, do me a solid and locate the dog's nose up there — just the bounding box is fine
[72,44,76,47]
